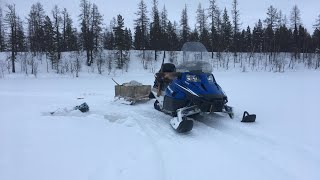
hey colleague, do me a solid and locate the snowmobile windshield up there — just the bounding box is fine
[180,42,212,73]
[176,61,213,73]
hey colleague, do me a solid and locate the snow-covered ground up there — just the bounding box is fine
[0,68,320,180]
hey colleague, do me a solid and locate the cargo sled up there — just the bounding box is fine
[114,80,151,105]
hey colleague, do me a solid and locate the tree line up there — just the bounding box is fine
[1,0,320,73]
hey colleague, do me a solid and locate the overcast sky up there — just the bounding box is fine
[2,0,320,32]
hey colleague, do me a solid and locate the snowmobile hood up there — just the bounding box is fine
[174,72,226,98]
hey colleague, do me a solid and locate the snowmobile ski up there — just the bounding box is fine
[241,111,256,122]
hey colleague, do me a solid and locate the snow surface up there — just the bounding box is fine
[1,62,320,180]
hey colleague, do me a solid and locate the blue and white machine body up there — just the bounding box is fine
[151,42,255,133]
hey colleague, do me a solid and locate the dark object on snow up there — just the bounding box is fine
[49,102,89,115]
[241,111,256,122]
[75,102,89,113]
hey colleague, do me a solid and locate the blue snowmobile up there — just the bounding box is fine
[150,42,255,133]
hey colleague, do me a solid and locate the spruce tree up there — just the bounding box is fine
[180,4,190,47]
[160,5,168,50]
[0,7,5,51]
[208,0,219,56]
[245,26,252,52]
[314,14,320,29]
[290,5,301,29]
[150,0,161,59]
[231,0,240,52]
[103,27,114,50]
[4,4,20,73]
[27,2,46,53]
[221,8,232,51]
[134,25,143,49]
[134,0,149,51]
[252,19,263,52]
[113,14,127,69]
[167,21,179,51]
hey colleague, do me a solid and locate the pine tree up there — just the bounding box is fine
[208,0,219,55]
[196,3,209,49]
[264,5,278,31]
[196,3,206,34]
[277,24,290,52]
[189,27,199,42]
[252,19,263,52]
[150,0,161,59]
[79,0,92,66]
[103,28,114,50]
[221,8,232,51]
[264,24,274,52]
[239,29,246,52]
[134,25,143,49]
[43,15,54,58]
[52,5,62,63]
[91,3,103,51]
[113,14,128,69]
[126,28,133,50]
[292,24,299,57]
[298,25,308,54]
[160,5,168,32]
[0,7,5,51]
[160,5,168,50]
[180,4,190,47]
[290,5,301,29]
[16,17,25,52]
[231,0,241,52]
[61,8,78,51]
[264,6,279,53]
[167,21,179,51]
[27,2,46,53]
[245,26,252,52]
[4,4,19,73]
[114,15,125,50]
[134,0,149,51]
[313,28,320,69]
[313,28,320,50]
[314,14,320,29]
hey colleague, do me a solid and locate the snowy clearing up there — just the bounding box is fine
[0,71,319,180]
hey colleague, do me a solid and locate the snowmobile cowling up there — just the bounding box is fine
[151,42,255,133]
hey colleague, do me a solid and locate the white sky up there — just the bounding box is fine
[2,0,320,32]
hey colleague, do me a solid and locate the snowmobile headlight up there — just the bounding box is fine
[207,75,214,83]
[186,75,200,82]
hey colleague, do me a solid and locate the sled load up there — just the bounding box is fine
[150,42,256,133]
[114,79,151,105]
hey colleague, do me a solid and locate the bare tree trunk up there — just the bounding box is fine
[86,50,90,66]
[11,49,15,73]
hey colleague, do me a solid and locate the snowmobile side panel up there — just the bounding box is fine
[163,95,188,112]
